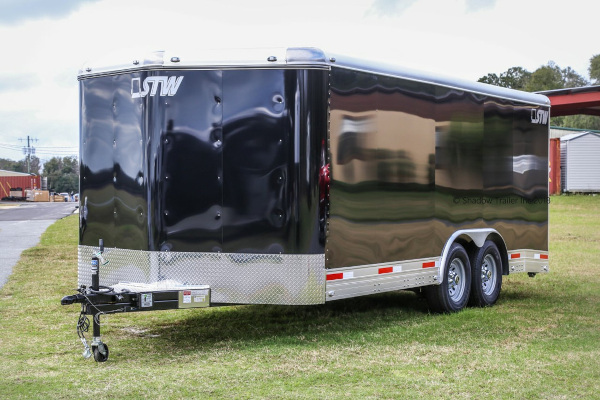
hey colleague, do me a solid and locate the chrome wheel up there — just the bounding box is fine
[448,257,467,303]
[468,240,503,307]
[481,253,498,297]
[425,242,471,313]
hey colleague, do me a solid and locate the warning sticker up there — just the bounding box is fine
[178,288,210,308]
[183,290,192,304]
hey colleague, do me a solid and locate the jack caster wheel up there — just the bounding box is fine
[92,344,109,362]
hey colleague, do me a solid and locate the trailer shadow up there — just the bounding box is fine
[139,290,430,352]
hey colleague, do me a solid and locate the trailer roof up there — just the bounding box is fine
[78,47,549,107]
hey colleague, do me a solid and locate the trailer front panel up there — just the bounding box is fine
[79,63,329,305]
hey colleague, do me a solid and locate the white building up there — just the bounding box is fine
[560,131,600,192]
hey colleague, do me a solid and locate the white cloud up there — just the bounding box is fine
[465,0,496,12]
[0,0,101,25]
[0,0,597,161]
[366,0,420,16]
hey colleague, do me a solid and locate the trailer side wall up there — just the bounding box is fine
[326,66,548,269]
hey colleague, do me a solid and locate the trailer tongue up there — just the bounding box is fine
[62,47,549,362]
[61,240,211,362]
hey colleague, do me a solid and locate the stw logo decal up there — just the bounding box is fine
[531,109,549,125]
[131,76,184,98]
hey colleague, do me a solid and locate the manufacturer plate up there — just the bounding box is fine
[140,293,153,308]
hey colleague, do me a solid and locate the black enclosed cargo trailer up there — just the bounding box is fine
[62,48,550,361]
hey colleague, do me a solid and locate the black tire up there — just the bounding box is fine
[469,240,502,307]
[425,243,471,313]
[93,344,109,362]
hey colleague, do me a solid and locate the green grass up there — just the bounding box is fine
[0,195,599,399]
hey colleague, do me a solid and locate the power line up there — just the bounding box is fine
[30,150,78,154]
[0,144,23,150]
[0,140,78,164]
[0,143,77,150]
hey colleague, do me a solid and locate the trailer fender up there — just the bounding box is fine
[438,229,508,284]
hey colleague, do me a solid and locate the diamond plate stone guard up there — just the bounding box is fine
[78,246,326,305]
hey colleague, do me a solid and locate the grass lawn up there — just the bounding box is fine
[0,195,598,399]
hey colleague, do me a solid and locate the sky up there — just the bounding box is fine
[0,0,597,164]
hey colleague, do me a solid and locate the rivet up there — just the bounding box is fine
[267,56,277,62]
[329,57,336,63]
[85,67,91,72]
[170,56,180,63]
[133,60,139,65]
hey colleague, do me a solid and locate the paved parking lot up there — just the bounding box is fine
[0,202,77,288]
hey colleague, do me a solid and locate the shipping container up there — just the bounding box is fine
[0,171,41,200]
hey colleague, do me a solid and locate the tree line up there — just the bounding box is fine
[0,156,78,194]
[478,54,600,130]
[0,156,41,176]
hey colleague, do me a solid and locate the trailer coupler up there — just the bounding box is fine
[61,241,210,362]
[62,284,211,362]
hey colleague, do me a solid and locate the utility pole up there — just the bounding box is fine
[19,136,38,174]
